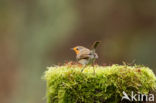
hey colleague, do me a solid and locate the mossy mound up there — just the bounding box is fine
[44,64,156,103]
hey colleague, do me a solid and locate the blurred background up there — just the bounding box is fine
[0,0,156,103]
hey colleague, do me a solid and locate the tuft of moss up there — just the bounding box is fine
[43,64,156,103]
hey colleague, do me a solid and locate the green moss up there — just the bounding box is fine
[43,64,156,103]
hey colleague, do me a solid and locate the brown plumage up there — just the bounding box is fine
[71,41,100,73]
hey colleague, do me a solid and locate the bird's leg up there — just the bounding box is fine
[81,65,86,72]
[92,63,95,75]
[92,59,96,75]
[81,58,91,72]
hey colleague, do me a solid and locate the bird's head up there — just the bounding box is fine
[71,46,86,55]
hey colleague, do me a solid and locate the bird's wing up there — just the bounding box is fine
[78,54,90,60]
[76,49,91,60]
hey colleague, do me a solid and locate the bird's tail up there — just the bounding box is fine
[91,41,101,51]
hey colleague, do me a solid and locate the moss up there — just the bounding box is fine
[43,64,156,103]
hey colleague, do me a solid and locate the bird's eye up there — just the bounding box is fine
[76,48,79,50]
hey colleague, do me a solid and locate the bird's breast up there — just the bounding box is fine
[78,59,89,65]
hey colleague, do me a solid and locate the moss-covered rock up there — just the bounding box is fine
[43,64,156,103]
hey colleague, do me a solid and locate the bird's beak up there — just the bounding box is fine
[70,48,74,50]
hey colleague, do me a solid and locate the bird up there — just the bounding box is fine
[71,41,100,73]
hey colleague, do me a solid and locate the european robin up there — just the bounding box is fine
[71,41,100,73]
